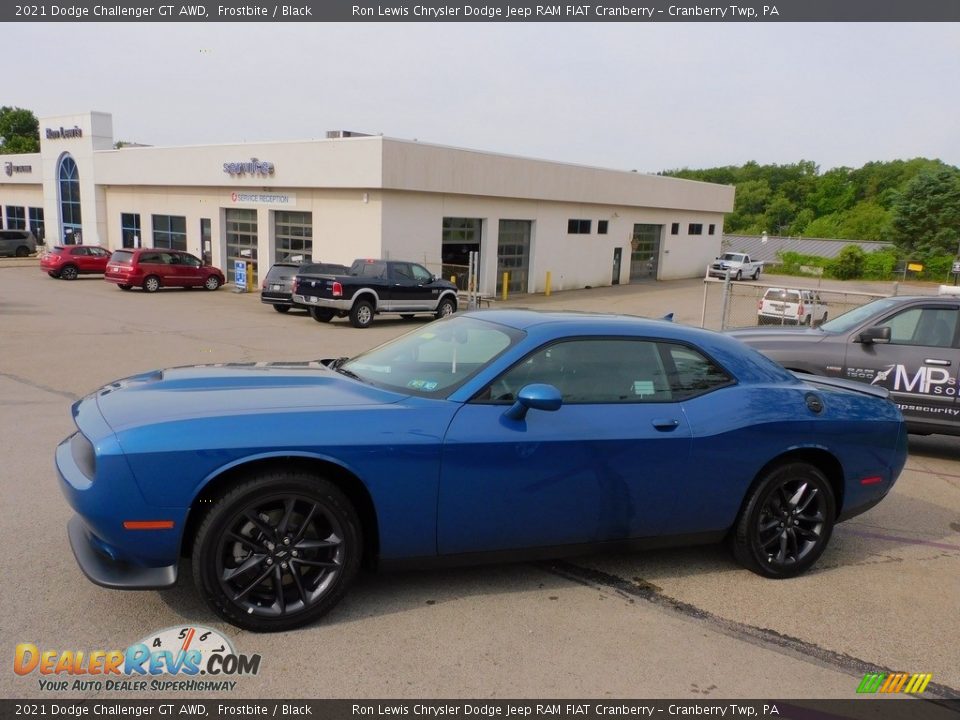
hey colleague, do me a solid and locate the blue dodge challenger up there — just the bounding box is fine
[58,311,907,631]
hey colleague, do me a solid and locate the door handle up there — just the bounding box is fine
[924,359,951,366]
[652,418,680,431]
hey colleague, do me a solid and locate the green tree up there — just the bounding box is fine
[837,202,891,241]
[0,106,40,153]
[890,169,960,256]
[829,245,867,279]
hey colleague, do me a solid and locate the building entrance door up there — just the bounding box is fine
[225,209,258,285]
[612,247,622,285]
[630,224,662,282]
[496,220,531,295]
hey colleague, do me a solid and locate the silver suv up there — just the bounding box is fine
[0,230,37,257]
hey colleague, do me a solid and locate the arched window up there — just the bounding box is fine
[58,154,82,243]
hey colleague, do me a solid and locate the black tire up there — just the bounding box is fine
[273,305,291,314]
[400,314,415,320]
[804,315,812,326]
[735,270,742,281]
[48,271,59,278]
[731,462,835,578]
[60,265,79,281]
[118,284,132,291]
[192,470,362,632]
[310,307,335,323]
[349,299,375,328]
[435,297,456,319]
[204,275,221,291]
[143,275,161,293]
[15,246,29,258]
[753,268,761,280]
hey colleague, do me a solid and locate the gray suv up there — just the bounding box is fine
[729,295,960,436]
[0,229,37,257]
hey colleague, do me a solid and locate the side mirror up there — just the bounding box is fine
[504,383,563,421]
[857,326,891,344]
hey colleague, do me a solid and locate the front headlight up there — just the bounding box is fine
[70,432,96,480]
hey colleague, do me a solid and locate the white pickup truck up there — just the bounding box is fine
[707,253,764,280]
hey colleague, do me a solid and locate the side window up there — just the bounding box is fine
[72,247,89,256]
[140,253,161,264]
[481,339,673,404]
[185,255,202,268]
[390,263,414,281]
[880,307,958,348]
[411,264,433,283]
[665,344,733,400]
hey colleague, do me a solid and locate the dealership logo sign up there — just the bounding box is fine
[4,162,33,176]
[223,157,275,176]
[857,672,932,694]
[45,126,83,140]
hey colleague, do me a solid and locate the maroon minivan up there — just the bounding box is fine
[104,249,225,293]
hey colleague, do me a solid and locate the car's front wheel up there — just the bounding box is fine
[192,470,362,632]
[204,275,221,291]
[435,297,456,319]
[731,462,835,578]
[273,305,290,314]
[735,270,743,281]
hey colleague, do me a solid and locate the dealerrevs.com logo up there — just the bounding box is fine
[14,626,261,692]
[857,672,933,694]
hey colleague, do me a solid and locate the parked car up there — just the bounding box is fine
[261,261,349,313]
[0,229,37,257]
[104,249,224,292]
[40,245,112,280]
[58,310,906,632]
[707,252,764,280]
[292,258,458,327]
[730,295,960,436]
[757,288,829,326]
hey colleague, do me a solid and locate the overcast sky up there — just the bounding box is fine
[6,23,959,173]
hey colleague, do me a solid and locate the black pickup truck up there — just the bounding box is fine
[292,258,459,328]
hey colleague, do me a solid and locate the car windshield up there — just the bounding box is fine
[341,316,524,397]
[819,296,905,333]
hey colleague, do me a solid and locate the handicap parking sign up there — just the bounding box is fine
[235,260,247,288]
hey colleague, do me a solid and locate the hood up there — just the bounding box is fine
[726,326,829,346]
[94,362,405,432]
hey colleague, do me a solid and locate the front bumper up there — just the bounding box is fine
[68,515,178,589]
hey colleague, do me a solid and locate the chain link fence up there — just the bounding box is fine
[701,277,889,331]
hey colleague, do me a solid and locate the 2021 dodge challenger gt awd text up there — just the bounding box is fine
[57,311,907,631]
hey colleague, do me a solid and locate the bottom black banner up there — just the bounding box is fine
[1,700,958,720]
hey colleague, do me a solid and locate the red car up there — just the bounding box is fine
[104,249,225,293]
[40,245,112,280]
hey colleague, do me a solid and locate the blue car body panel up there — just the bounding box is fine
[56,310,907,587]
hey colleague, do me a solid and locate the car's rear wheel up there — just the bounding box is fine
[60,265,79,281]
[752,268,761,280]
[310,307,334,323]
[192,471,362,632]
[731,462,835,578]
[349,300,374,328]
[204,275,221,291]
[143,275,161,293]
[118,284,132,291]
[273,305,290,314]
[435,297,456,319]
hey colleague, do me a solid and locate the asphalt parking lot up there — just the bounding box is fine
[2,262,958,701]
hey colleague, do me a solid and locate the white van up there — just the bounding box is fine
[757,287,828,326]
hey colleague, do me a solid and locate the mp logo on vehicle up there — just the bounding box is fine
[871,364,957,396]
[13,625,262,693]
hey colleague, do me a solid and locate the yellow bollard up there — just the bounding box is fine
[545,271,552,297]
[501,272,509,301]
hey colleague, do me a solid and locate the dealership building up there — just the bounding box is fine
[0,111,734,294]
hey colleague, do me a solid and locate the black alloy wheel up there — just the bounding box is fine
[15,246,29,257]
[60,265,79,281]
[731,462,835,578]
[193,472,362,632]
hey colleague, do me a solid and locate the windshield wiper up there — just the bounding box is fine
[335,366,363,382]
[328,356,350,369]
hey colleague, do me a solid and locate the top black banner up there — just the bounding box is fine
[5,0,960,22]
